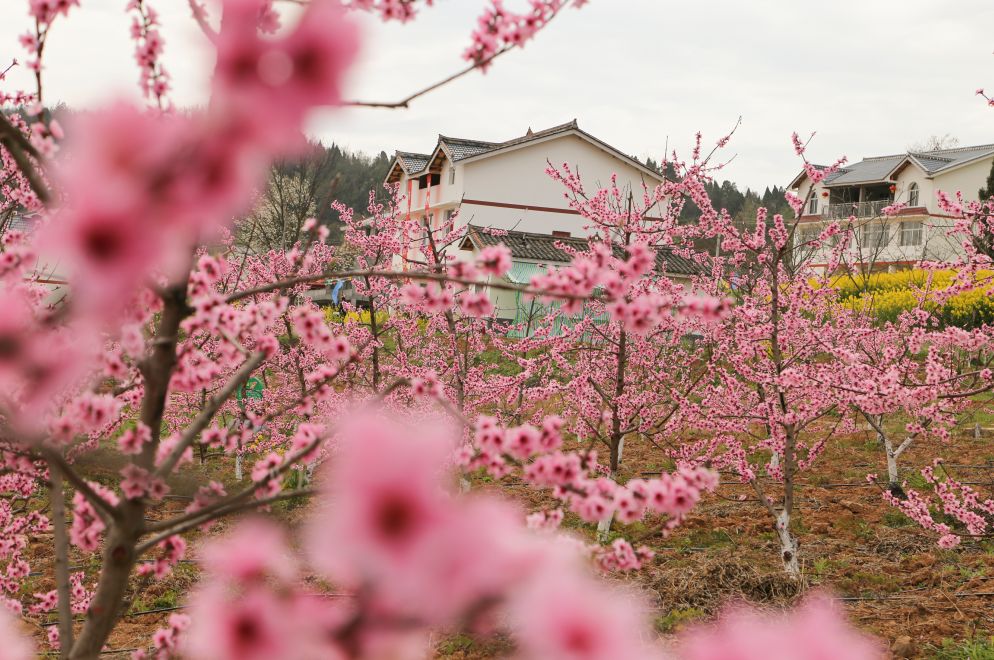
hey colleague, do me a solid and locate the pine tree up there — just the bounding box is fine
[972,160,994,260]
[978,159,994,201]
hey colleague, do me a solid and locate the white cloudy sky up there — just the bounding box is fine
[2,0,993,190]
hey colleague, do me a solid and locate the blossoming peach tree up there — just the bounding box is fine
[864,195,994,549]
[0,0,889,658]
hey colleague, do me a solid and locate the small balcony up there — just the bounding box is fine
[822,199,893,220]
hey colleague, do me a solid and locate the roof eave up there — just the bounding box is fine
[823,178,895,188]
[456,128,664,183]
[884,155,919,181]
[930,149,994,178]
[384,157,406,185]
[788,169,811,190]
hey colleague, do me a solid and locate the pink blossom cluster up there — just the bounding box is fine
[879,459,994,549]
[30,0,358,323]
[463,0,584,67]
[677,595,883,660]
[127,0,171,108]
[21,0,80,76]
[0,606,33,659]
[466,414,719,529]
[594,538,655,572]
[174,414,861,660]
[70,482,118,552]
[137,535,186,580]
[133,613,190,660]
[347,0,429,22]
[0,0,957,655]
[292,306,351,359]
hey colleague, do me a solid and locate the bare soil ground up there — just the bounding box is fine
[459,417,994,658]
[23,418,994,658]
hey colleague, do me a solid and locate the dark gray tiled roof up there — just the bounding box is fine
[436,122,579,164]
[439,136,500,161]
[429,124,580,166]
[467,226,700,276]
[909,155,953,172]
[393,119,657,180]
[820,143,994,186]
[396,151,430,173]
[824,155,905,185]
[388,119,662,187]
[914,143,994,173]
[494,119,579,151]
[471,227,574,263]
[3,213,39,235]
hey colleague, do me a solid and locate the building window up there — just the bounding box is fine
[862,222,890,248]
[808,196,818,215]
[448,167,456,185]
[908,182,920,207]
[417,173,440,189]
[900,220,922,247]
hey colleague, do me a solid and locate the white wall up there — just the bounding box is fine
[933,157,994,205]
[795,178,827,216]
[892,164,933,212]
[458,134,660,236]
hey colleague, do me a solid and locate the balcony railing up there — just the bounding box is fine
[821,200,892,220]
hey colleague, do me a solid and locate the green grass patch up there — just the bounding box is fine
[926,636,994,659]
[654,607,706,633]
[882,509,913,528]
[674,528,736,551]
[435,633,512,657]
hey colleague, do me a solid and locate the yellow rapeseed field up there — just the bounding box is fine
[827,269,994,327]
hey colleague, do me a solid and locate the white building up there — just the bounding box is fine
[383,120,687,324]
[789,143,994,270]
[384,119,664,238]
[458,225,699,324]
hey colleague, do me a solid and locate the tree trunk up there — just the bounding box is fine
[50,463,73,659]
[71,282,188,658]
[775,509,800,576]
[366,278,381,390]
[885,437,899,488]
[69,506,143,659]
[595,437,626,541]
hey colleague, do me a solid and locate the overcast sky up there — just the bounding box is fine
[2,0,993,190]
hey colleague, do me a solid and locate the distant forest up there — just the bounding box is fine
[303,144,393,241]
[644,156,794,227]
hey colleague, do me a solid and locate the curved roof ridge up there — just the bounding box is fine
[438,135,500,146]
[908,153,954,162]
[860,153,908,162]
[498,119,578,147]
[914,142,994,156]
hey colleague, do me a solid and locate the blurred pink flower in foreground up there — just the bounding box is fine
[676,594,884,660]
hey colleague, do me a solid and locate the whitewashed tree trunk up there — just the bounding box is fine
[884,436,899,487]
[596,508,613,541]
[596,437,624,541]
[776,509,800,576]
